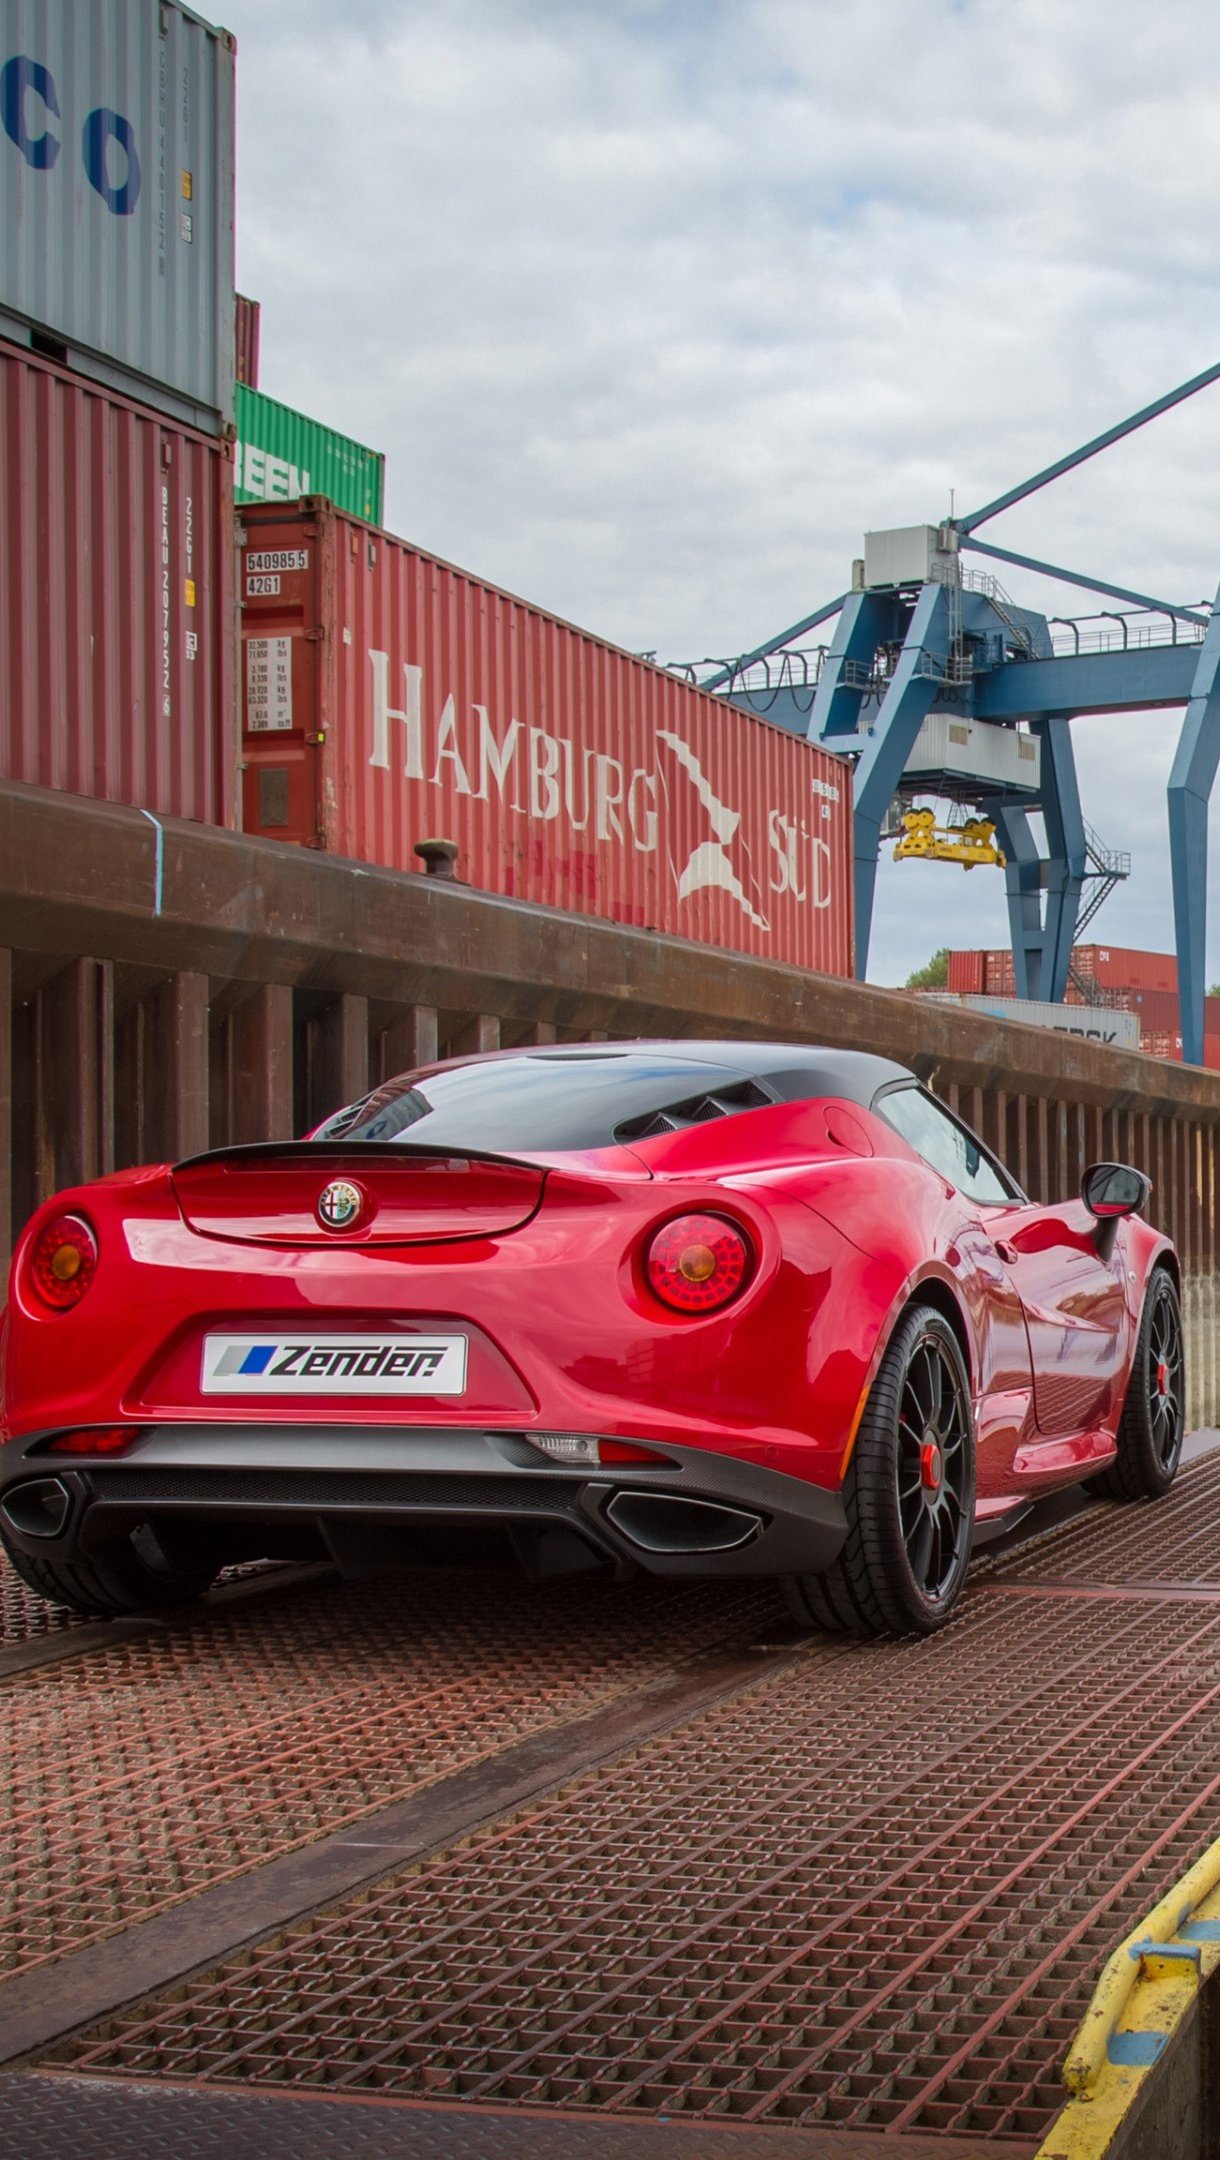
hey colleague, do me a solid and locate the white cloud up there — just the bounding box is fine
[226,0,1220,988]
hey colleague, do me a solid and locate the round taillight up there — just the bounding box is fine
[29,1214,98,1311]
[646,1213,752,1315]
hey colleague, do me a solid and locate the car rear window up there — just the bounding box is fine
[313,1051,773,1154]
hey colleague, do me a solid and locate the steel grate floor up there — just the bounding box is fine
[2,1563,782,1980]
[47,1519,1220,2145]
[0,1553,286,1646]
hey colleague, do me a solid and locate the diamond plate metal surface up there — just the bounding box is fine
[0,2074,1007,2159]
[2,1564,781,1979]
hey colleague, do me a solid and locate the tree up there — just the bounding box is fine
[906,948,950,991]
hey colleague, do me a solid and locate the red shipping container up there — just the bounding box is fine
[0,339,236,827]
[1121,987,1181,1031]
[982,951,1017,997]
[239,502,854,976]
[947,950,984,994]
[1076,946,1178,993]
[236,296,261,389]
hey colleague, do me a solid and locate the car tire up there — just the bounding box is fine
[1089,1266,1184,1502]
[786,1303,976,1639]
[0,1523,217,1620]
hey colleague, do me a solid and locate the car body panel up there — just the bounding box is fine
[0,1043,1179,1595]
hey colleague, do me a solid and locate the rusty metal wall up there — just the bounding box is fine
[237,499,854,979]
[0,339,237,825]
[2,781,1219,1426]
[235,294,260,389]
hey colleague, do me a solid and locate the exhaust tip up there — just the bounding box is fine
[606,1490,762,1556]
[2,1477,73,1540]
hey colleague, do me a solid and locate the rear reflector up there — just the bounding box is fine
[46,1426,140,1456]
[532,1433,664,1467]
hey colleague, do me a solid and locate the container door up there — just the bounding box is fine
[240,516,327,844]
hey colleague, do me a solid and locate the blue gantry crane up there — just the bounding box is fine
[693,363,1220,1066]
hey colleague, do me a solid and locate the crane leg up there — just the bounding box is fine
[850,583,952,979]
[1168,594,1220,1068]
[1037,717,1087,1003]
[993,804,1045,999]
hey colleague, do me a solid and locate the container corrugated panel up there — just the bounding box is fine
[1121,987,1181,1030]
[0,0,235,429]
[0,338,236,824]
[955,995,1140,1050]
[234,386,384,523]
[238,501,853,977]
[947,950,984,995]
[1076,946,1178,993]
[235,294,259,388]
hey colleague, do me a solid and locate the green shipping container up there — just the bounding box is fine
[233,384,385,523]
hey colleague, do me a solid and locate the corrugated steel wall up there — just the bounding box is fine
[0,338,236,825]
[239,502,854,980]
[234,386,384,522]
[0,0,235,429]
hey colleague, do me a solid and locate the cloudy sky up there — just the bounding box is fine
[227,0,1220,986]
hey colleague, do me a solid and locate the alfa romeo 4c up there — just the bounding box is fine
[0,1041,1183,1636]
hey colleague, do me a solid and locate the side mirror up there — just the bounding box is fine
[1082,1162,1150,1260]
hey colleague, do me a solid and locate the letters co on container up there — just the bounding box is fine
[0,0,235,431]
[239,501,854,978]
[0,340,236,825]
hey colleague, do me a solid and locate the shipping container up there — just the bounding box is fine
[0,338,236,824]
[953,946,1183,1003]
[234,386,384,523]
[0,0,235,431]
[239,501,853,976]
[934,995,1141,1051]
[1075,946,1178,994]
[947,949,984,995]
[236,294,260,388]
[1120,987,1181,1032]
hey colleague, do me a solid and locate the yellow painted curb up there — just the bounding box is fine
[1035,1834,1220,2157]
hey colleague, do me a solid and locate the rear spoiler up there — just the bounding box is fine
[173,1140,548,1175]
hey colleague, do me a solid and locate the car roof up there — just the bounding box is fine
[484,1040,915,1110]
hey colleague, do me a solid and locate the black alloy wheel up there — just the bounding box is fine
[895,1332,972,1604]
[1091,1266,1185,1502]
[787,1303,976,1638]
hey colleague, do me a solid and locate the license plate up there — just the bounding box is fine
[201,1333,468,1396]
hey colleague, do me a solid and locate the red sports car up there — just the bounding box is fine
[0,1041,1183,1637]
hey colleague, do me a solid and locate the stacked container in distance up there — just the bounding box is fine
[0,0,237,826]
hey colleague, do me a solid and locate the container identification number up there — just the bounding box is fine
[245,550,309,574]
[246,574,282,596]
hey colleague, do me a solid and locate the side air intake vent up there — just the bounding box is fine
[615,1079,775,1144]
[314,1097,372,1139]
